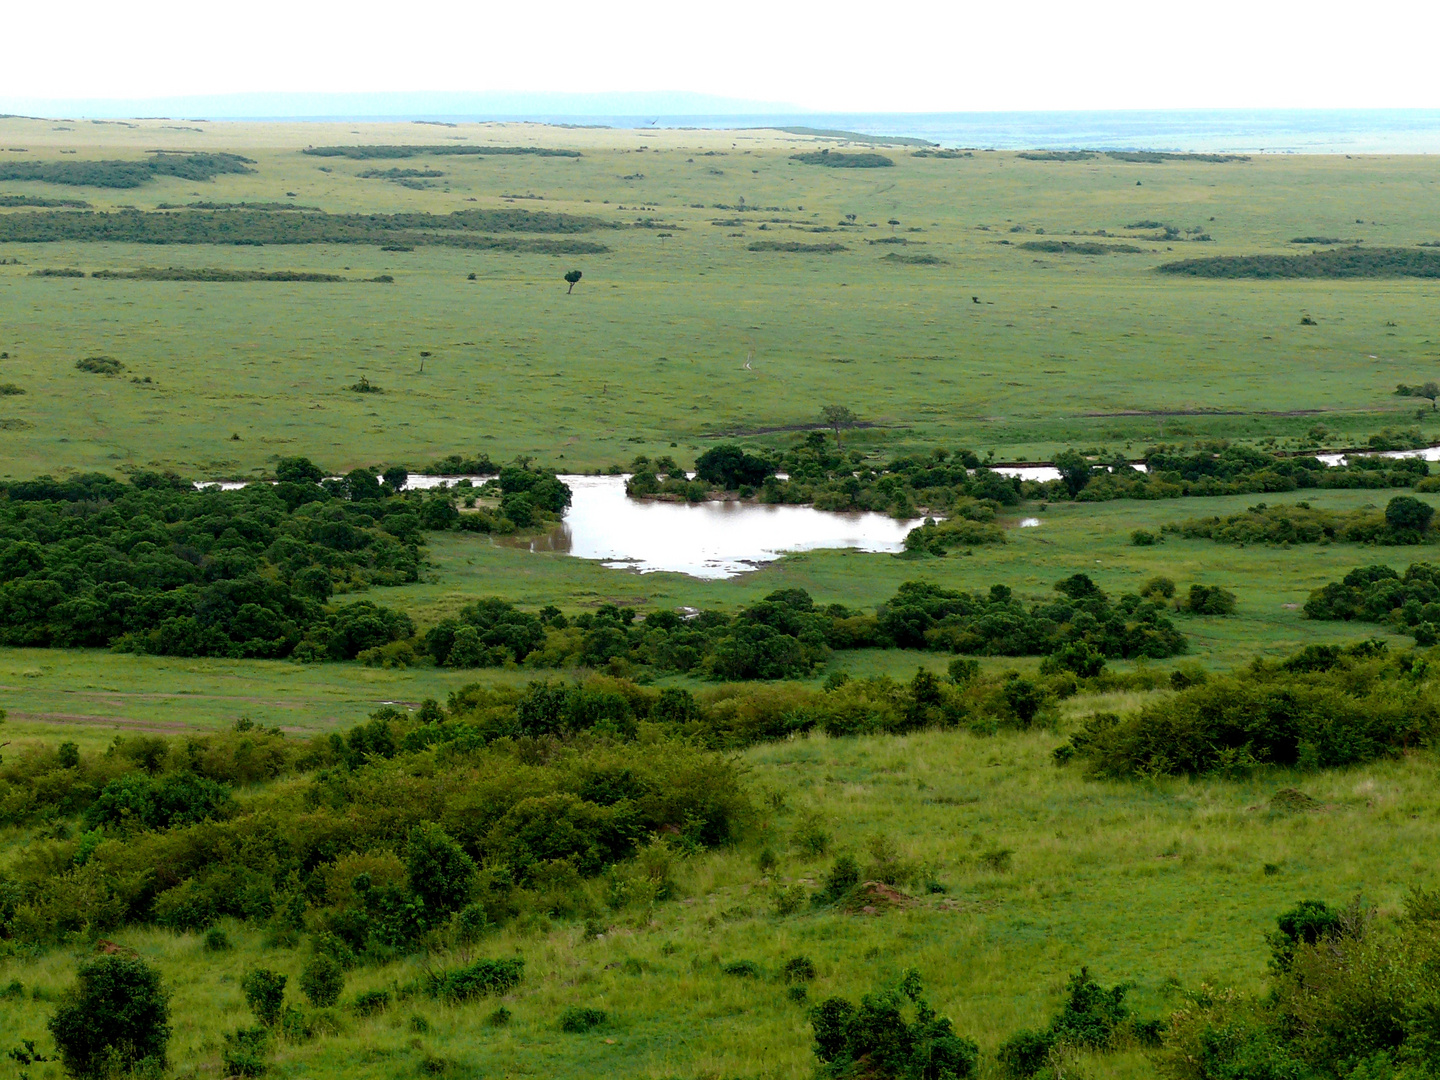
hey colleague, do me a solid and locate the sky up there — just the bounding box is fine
[3,0,1439,113]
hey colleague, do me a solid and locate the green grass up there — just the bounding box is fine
[4,724,1433,1079]
[2,118,1440,478]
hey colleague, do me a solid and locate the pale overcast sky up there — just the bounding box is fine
[4,0,1438,112]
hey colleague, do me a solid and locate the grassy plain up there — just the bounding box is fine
[4,727,1434,1079]
[1,118,1439,479]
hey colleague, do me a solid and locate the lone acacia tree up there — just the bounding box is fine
[820,405,858,448]
[564,269,582,294]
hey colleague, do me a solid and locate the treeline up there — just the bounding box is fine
[1059,638,1436,776]
[1018,240,1144,254]
[0,193,89,207]
[0,460,568,660]
[629,435,1430,519]
[1166,495,1437,545]
[0,207,616,252]
[789,151,894,167]
[1305,562,1440,644]
[301,145,582,159]
[368,574,1188,678]
[1158,246,1440,279]
[0,152,254,189]
[88,269,355,283]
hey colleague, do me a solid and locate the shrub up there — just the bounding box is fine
[406,823,476,918]
[1183,584,1237,616]
[47,957,171,1078]
[559,1006,608,1032]
[774,884,808,916]
[221,1027,269,1077]
[722,960,761,978]
[203,927,232,952]
[997,1029,1057,1079]
[1130,529,1159,546]
[299,953,344,1008]
[784,956,818,983]
[821,855,861,901]
[75,355,124,375]
[1140,576,1176,600]
[996,968,1132,1078]
[424,958,524,1002]
[242,969,287,1027]
[351,989,390,1017]
[810,969,977,1079]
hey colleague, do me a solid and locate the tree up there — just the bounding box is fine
[299,954,345,1008]
[1423,381,1440,410]
[241,969,287,1027]
[275,456,325,484]
[382,466,409,493]
[1386,495,1435,533]
[564,269,582,294]
[48,956,171,1078]
[406,822,476,919]
[1053,450,1092,497]
[694,444,774,489]
[888,218,900,231]
[820,405,858,449]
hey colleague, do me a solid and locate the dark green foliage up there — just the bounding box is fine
[903,517,1006,552]
[997,968,1133,1078]
[220,1027,269,1077]
[881,252,948,265]
[810,969,978,1079]
[299,954,344,1008]
[302,145,581,159]
[1182,584,1237,616]
[722,959,761,978]
[0,193,89,207]
[0,208,612,252]
[1267,899,1342,972]
[1159,246,1440,279]
[559,1006,608,1032]
[1106,151,1247,163]
[405,823,476,917]
[1019,241,1143,254]
[1167,500,1436,545]
[821,855,861,902]
[564,269,582,292]
[242,969,287,1027]
[83,771,233,831]
[422,958,525,1002]
[695,444,776,488]
[0,473,430,659]
[1304,562,1440,641]
[784,955,818,982]
[877,578,1187,659]
[89,268,350,282]
[1061,642,1437,776]
[74,355,124,374]
[203,927,232,952]
[47,957,171,1078]
[1017,151,1096,161]
[0,152,253,188]
[351,990,390,1016]
[31,267,86,277]
[790,150,894,167]
[747,240,849,252]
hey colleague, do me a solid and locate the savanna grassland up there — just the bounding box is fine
[4,117,1440,1080]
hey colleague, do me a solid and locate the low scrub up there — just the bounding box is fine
[789,150,894,168]
[1058,640,1437,776]
[1158,246,1440,279]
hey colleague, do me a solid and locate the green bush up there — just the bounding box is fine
[559,1006,608,1032]
[299,954,344,1008]
[423,958,524,1002]
[47,957,171,1078]
[221,1027,269,1077]
[784,956,818,983]
[811,969,977,1079]
[203,927,232,952]
[242,969,287,1027]
[996,968,1133,1078]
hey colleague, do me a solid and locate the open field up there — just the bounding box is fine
[2,118,1440,478]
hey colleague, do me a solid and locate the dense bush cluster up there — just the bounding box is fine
[1167,497,1437,546]
[1305,562,1440,643]
[998,968,1156,1078]
[1158,246,1440,279]
[810,970,978,1079]
[1156,894,1440,1080]
[0,468,432,659]
[790,150,894,167]
[0,152,254,188]
[0,706,750,946]
[1061,444,1429,502]
[1058,639,1439,776]
[391,576,1187,679]
[0,208,613,253]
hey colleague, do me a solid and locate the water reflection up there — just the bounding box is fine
[501,475,922,579]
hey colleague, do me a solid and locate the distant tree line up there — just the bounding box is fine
[301,144,582,159]
[0,152,254,188]
[0,207,616,252]
[1158,247,1440,279]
